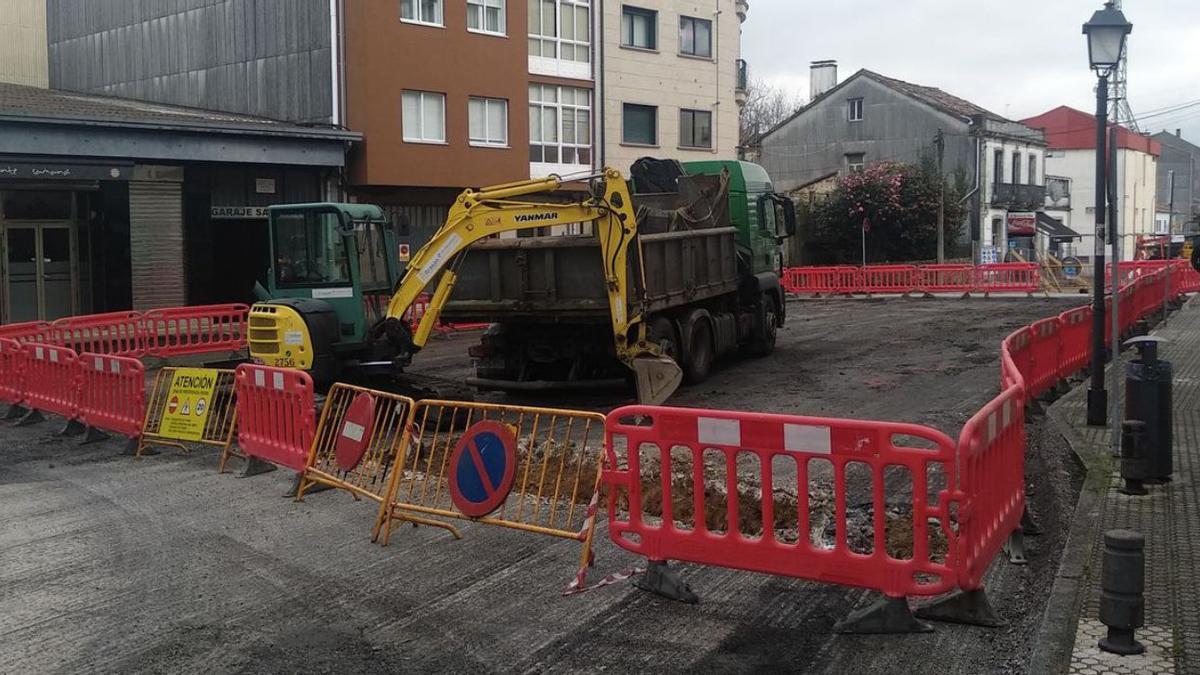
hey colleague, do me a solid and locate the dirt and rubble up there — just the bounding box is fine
[0,296,1085,674]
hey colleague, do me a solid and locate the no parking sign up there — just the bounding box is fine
[449,421,518,517]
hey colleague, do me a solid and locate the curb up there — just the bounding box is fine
[1026,381,1111,675]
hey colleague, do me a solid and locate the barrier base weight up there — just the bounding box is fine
[241,456,278,478]
[1004,529,1028,565]
[79,426,111,445]
[3,404,28,421]
[16,409,44,427]
[1020,507,1042,536]
[59,418,86,437]
[286,473,334,498]
[914,588,1004,627]
[834,595,932,634]
[633,561,698,604]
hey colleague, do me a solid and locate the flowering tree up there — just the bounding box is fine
[809,160,966,264]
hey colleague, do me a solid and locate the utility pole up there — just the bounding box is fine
[1168,169,1176,234]
[935,128,946,263]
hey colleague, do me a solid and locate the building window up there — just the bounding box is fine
[1012,152,1022,185]
[679,16,712,58]
[469,97,509,147]
[529,85,592,165]
[623,103,657,145]
[846,153,865,173]
[467,0,505,35]
[1028,154,1037,185]
[400,0,443,26]
[679,109,712,149]
[402,90,446,143]
[847,98,863,122]
[529,0,590,62]
[621,6,657,50]
[993,148,1004,184]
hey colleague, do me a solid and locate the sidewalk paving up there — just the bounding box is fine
[1040,296,1199,675]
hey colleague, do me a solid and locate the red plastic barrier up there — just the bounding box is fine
[956,385,1025,591]
[0,338,26,406]
[1057,306,1091,381]
[22,344,79,420]
[144,304,249,357]
[1001,327,1032,391]
[975,263,1039,294]
[783,266,860,294]
[860,265,920,294]
[76,353,146,439]
[52,311,145,357]
[919,264,976,293]
[603,405,960,599]
[234,364,315,472]
[0,321,58,345]
[1026,317,1062,399]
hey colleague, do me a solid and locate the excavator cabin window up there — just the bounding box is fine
[273,211,351,287]
[354,220,392,291]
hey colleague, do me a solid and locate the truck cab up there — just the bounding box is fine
[248,203,399,384]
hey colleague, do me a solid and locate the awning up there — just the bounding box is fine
[1036,212,1081,240]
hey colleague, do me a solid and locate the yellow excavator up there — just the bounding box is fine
[247,168,683,404]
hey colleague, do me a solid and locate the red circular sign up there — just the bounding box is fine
[334,392,376,471]
[168,396,179,414]
[448,421,518,518]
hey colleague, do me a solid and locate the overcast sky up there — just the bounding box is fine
[741,0,1200,142]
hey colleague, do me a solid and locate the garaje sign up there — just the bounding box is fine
[210,206,270,219]
[159,368,219,441]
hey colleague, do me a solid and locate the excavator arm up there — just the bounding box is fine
[382,168,682,404]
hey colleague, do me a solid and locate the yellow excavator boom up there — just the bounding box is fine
[383,168,682,405]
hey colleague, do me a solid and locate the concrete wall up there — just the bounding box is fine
[0,0,48,88]
[758,75,975,193]
[46,0,334,124]
[601,0,741,173]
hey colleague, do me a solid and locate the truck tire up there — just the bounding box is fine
[683,318,714,384]
[746,293,779,357]
[646,316,680,361]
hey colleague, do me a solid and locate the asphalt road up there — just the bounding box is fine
[0,297,1084,674]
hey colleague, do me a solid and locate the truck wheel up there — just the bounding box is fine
[646,316,680,361]
[747,293,778,357]
[683,318,714,384]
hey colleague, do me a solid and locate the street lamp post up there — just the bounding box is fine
[1083,1,1132,426]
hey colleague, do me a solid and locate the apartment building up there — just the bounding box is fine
[1022,106,1160,262]
[600,1,746,171]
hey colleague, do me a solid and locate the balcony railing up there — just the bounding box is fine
[736,59,748,93]
[991,182,1046,210]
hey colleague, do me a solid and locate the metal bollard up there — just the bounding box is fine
[1119,420,1149,496]
[1098,529,1145,655]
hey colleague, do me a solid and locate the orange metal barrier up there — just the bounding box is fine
[75,353,146,443]
[21,344,79,422]
[297,382,415,505]
[375,400,606,570]
[52,311,144,357]
[231,364,315,473]
[860,265,920,294]
[955,385,1025,591]
[143,304,249,357]
[603,405,960,602]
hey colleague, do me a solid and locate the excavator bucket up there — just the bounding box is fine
[631,355,683,405]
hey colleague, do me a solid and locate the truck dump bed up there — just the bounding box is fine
[440,175,739,323]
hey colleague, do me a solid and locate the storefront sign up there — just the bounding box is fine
[255,178,276,194]
[211,206,270,219]
[1006,211,1037,235]
[0,161,131,181]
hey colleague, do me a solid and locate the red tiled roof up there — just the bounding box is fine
[1020,106,1160,156]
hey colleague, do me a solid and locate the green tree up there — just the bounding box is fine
[809,159,966,264]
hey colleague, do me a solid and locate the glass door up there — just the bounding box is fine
[2,222,78,322]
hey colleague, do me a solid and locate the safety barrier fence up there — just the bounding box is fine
[228,364,315,473]
[0,303,249,359]
[0,338,25,409]
[74,353,146,442]
[405,293,490,333]
[22,344,80,421]
[782,263,1040,295]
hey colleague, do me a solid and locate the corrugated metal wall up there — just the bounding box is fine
[0,0,48,87]
[46,0,333,124]
[129,180,185,309]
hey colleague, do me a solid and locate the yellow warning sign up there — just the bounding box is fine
[159,368,219,441]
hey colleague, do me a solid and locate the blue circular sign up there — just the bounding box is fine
[449,421,518,517]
